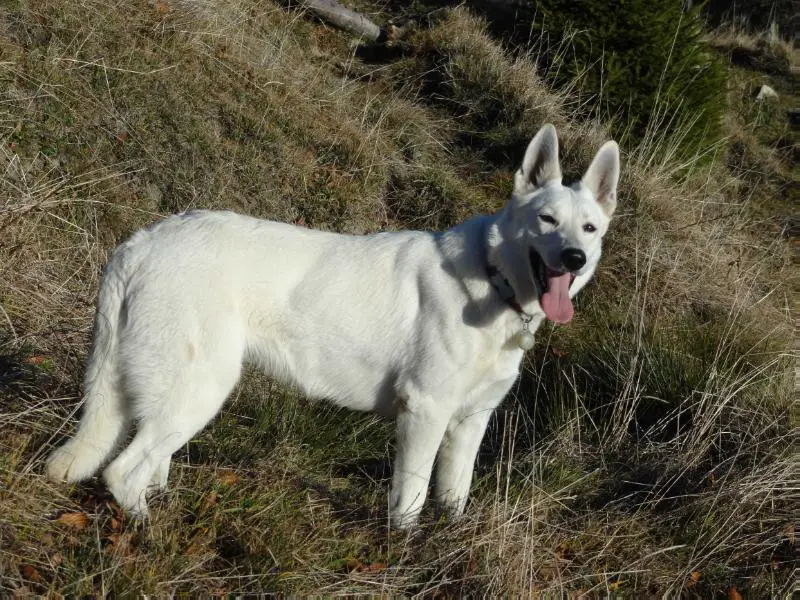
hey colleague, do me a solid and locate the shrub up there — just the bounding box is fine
[522,0,727,159]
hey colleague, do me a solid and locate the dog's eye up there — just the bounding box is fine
[583,223,596,233]
[539,215,558,226]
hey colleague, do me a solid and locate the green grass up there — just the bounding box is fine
[0,0,796,596]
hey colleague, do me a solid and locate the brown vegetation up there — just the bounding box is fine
[0,0,795,595]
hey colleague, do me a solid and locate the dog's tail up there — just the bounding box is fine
[46,256,129,483]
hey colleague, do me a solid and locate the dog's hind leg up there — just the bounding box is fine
[103,376,240,516]
[103,325,245,517]
[389,385,452,529]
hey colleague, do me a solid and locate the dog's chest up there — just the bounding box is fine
[471,343,524,388]
[453,347,524,415]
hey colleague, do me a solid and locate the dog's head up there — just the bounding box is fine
[509,124,619,324]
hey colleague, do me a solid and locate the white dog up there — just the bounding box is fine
[46,124,619,528]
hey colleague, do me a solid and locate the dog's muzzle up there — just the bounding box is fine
[561,248,586,272]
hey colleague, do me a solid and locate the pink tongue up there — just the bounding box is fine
[540,270,574,323]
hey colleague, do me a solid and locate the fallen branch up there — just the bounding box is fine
[297,0,386,43]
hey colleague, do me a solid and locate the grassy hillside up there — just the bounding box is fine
[1,0,796,595]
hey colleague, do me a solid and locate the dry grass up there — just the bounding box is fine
[705,21,796,75]
[0,0,796,596]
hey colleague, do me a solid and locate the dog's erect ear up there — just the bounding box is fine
[514,124,562,195]
[582,140,620,217]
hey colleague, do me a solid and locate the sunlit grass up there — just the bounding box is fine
[0,0,795,595]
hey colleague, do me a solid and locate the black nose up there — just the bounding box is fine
[561,248,586,272]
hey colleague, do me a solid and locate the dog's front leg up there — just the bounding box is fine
[434,408,493,518]
[389,390,451,529]
[434,376,517,518]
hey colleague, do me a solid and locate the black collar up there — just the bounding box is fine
[486,263,533,323]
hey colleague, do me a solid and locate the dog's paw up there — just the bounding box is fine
[104,465,150,518]
[434,493,468,521]
[45,443,87,483]
[389,508,420,530]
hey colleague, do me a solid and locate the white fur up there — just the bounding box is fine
[46,124,619,528]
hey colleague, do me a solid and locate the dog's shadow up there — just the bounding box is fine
[309,458,392,527]
[331,456,391,482]
[0,346,68,458]
[0,351,53,398]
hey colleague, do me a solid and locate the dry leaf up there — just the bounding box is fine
[360,562,387,572]
[56,511,89,529]
[105,532,133,554]
[50,553,63,567]
[26,355,47,365]
[218,470,240,486]
[184,540,207,556]
[115,132,128,143]
[154,0,169,14]
[551,347,569,357]
[687,571,702,587]
[19,564,44,584]
[200,490,218,511]
[728,586,743,600]
[184,527,211,556]
[108,501,124,521]
[110,517,121,531]
[465,557,477,576]
[344,558,364,572]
